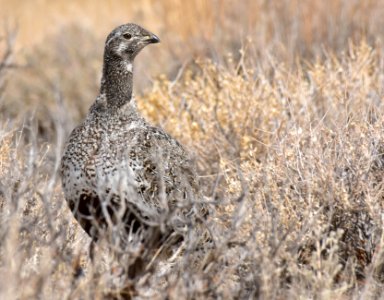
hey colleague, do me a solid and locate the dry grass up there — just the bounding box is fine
[1,1,384,299]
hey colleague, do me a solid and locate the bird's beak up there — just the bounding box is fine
[145,34,160,44]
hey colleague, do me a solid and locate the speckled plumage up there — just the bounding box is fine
[61,24,199,243]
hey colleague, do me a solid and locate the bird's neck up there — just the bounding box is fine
[101,53,134,109]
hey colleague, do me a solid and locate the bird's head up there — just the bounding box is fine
[104,23,160,61]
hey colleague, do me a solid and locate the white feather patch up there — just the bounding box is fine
[126,63,133,73]
[117,43,127,54]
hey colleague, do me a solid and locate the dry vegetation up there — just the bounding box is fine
[1,0,384,299]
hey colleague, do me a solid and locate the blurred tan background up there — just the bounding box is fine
[1,0,384,126]
[3,0,384,60]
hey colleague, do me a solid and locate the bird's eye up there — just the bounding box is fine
[122,33,132,40]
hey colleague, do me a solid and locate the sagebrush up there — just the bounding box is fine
[1,1,384,299]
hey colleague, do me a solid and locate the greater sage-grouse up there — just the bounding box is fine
[61,24,200,246]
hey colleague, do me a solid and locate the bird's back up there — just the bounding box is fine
[61,99,199,240]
